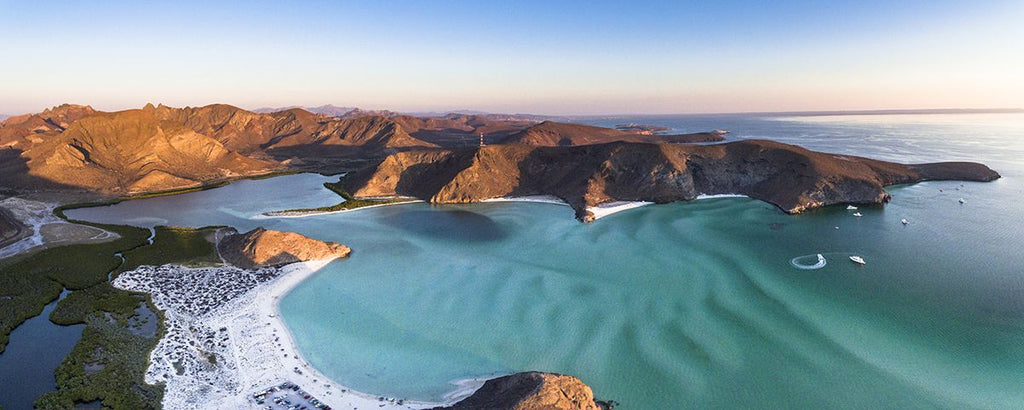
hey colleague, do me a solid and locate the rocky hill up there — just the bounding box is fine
[344,140,1000,221]
[217,227,351,269]
[1,104,279,194]
[0,103,440,194]
[501,121,724,146]
[438,372,606,410]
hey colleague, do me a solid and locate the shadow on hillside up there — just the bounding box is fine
[0,147,85,194]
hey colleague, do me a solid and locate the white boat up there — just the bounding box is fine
[958,198,965,204]
[901,218,908,225]
[846,205,858,210]
[853,212,863,217]
[790,253,827,270]
[849,255,866,265]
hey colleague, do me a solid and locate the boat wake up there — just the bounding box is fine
[791,254,828,270]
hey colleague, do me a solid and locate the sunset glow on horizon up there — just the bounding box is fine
[2,0,1022,115]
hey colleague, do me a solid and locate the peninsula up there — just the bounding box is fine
[0,102,1004,409]
[342,140,1000,221]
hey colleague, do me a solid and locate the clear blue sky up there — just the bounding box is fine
[1,0,1021,115]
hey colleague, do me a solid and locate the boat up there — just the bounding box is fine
[901,218,908,225]
[846,205,858,210]
[853,212,863,217]
[959,198,965,204]
[849,255,866,265]
[790,253,827,270]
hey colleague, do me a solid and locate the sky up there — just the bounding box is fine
[1,0,1022,115]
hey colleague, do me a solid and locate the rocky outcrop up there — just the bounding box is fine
[438,372,606,410]
[502,121,724,146]
[344,140,1000,221]
[217,227,350,269]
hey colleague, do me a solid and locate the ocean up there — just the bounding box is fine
[64,113,1024,408]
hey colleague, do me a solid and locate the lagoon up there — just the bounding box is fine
[66,113,1024,408]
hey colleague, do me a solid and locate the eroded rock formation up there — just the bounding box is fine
[344,140,1000,221]
[439,372,607,410]
[217,227,350,269]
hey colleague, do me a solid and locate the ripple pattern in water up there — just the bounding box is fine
[65,113,1024,409]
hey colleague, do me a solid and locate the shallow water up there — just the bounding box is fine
[66,113,1024,408]
[0,290,84,409]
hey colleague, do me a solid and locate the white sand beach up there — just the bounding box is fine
[114,260,474,409]
[258,199,425,219]
[484,195,654,220]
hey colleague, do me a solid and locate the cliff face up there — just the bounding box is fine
[439,372,604,410]
[344,140,1000,220]
[217,227,351,269]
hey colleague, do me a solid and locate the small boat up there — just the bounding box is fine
[846,205,858,210]
[958,198,965,204]
[853,212,863,217]
[901,218,908,225]
[849,255,866,265]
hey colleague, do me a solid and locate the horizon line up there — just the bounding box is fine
[3,104,1023,119]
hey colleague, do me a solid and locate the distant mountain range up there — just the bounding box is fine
[252,104,558,121]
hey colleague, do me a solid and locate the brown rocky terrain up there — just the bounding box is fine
[2,105,280,194]
[217,227,351,269]
[501,121,724,146]
[0,206,27,249]
[1,104,732,196]
[0,103,442,194]
[344,140,1000,221]
[438,372,607,410]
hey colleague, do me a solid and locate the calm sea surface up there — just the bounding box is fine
[66,113,1024,408]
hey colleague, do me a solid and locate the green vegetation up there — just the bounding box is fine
[267,177,412,215]
[119,226,223,272]
[34,225,222,409]
[0,197,224,408]
[0,223,150,353]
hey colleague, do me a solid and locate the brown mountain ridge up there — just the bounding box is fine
[343,140,1000,221]
[0,103,729,196]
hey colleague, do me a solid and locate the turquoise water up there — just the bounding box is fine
[67,114,1024,408]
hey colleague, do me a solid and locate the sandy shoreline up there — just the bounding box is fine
[257,200,425,219]
[262,194,748,222]
[114,260,476,409]
[484,195,655,220]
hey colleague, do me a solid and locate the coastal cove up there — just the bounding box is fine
[61,113,1024,409]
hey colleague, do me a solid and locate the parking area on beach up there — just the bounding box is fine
[252,381,331,410]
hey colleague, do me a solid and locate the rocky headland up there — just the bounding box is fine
[438,372,607,410]
[343,140,1000,221]
[217,227,351,269]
